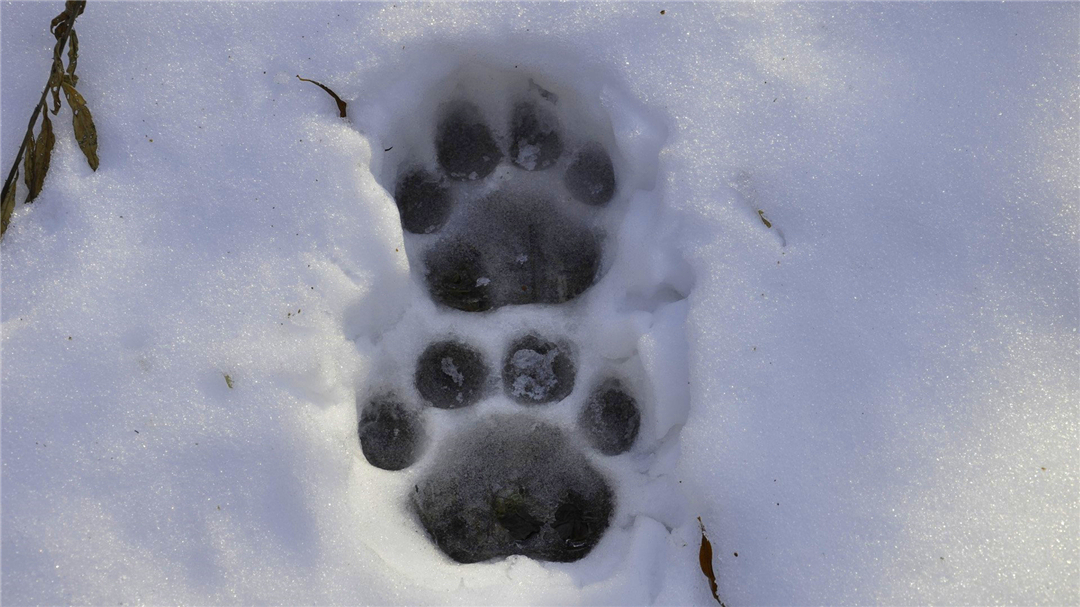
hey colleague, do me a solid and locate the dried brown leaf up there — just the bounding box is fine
[62,81,98,171]
[26,113,55,202]
[296,75,347,118]
[50,11,69,39]
[698,517,725,606]
[757,209,772,229]
[1,169,17,235]
[67,29,79,79]
[2,0,85,239]
[66,1,86,19]
[49,63,63,114]
[23,133,36,193]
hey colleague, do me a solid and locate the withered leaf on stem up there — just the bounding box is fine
[51,2,83,41]
[49,63,63,114]
[61,80,98,171]
[1,0,87,239]
[25,113,56,202]
[50,11,69,39]
[67,29,79,80]
[66,0,86,17]
[1,169,17,235]
[23,131,36,193]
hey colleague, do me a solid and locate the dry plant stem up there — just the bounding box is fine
[0,5,81,235]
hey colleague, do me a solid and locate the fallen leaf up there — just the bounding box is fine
[757,209,772,228]
[698,516,725,606]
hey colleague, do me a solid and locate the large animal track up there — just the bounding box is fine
[390,77,618,312]
[359,334,640,563]
[357,66,665,565]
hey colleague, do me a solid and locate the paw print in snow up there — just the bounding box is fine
[391,80,619,311]
[356,66,674,567]
[359,334,640,563]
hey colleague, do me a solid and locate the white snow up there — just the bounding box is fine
[439,357,464,387]
[1,2,1077,606]
[515,142,540,171]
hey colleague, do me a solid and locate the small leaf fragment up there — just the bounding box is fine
[698,517,725,606]
[1,169,17,235]
[49,63,63,114]
[50,11,69,39]
[62,80,99,171]
[26,113,56,202]
[67,29,79,79]
[65,1,86,19]
[296,75,347,118]
[23,132,36,193]
[757,209,772,228]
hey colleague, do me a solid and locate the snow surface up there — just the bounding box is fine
[2,2,1077,605]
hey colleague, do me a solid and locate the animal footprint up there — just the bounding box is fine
[355,64,682,569]
[359,333,640,563]
[391,79,619,311]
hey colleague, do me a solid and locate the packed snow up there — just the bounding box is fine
[2,2,1077,606]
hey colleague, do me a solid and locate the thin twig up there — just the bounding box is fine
[296,75,348,118]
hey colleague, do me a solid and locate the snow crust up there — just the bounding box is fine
[2,2,1077,605]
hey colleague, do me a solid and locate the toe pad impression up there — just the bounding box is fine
[436,102,502,181]
[359,395,425,471]
[579,379,640,455]
[565,142,616,207]
[502,334,575,404]
[415,340,489,409]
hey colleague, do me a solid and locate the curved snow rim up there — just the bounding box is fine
[343,40,695,600]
